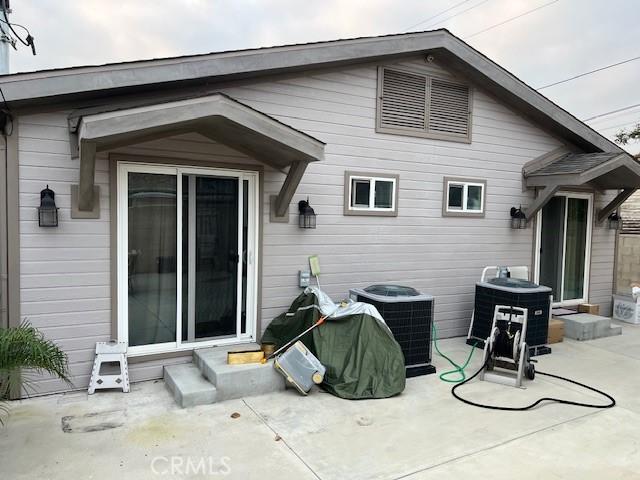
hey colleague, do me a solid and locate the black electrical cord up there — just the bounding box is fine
[451,345,616,411]
[1,7,35,55]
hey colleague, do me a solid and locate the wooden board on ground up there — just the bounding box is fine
[227,349,265,364]
[578,303,600,315]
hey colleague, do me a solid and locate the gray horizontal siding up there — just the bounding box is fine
[15,57,616,396]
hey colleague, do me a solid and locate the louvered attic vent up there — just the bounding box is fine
[377,67,472,142]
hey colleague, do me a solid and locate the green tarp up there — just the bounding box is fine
[262,288,406,399]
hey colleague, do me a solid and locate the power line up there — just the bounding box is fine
[404,0,476,32]
[583,103,640,122]
[537,55,640,90]
[597,120,640,132]
[463,0,560,40]
[417,0,492,31]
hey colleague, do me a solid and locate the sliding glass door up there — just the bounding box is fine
[536,192,592,306]
[118,163,258,355]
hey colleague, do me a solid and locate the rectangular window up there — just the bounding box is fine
[443,177,486,217]
[345,172,399,216]
[377,66,473,143]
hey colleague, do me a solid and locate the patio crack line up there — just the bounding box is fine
[392,409,603,480]
[242,399,322,480]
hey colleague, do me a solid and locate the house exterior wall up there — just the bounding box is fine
[15,57,617,395]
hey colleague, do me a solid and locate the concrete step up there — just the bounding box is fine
[192,343,261,371]
[558,313,621,341]
[164,363,217,408]
[609,324,623,337]
[194,348,286,403]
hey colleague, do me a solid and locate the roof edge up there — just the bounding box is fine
[0,28,622,154]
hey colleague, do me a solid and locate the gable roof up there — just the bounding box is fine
[0,29,623,153]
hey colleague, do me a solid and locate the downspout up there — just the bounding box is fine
[0,0,10,328]
[0,111,7,329]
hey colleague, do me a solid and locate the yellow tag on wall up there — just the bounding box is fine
[309,255,321,276]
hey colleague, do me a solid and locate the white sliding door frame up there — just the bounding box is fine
[117,161,259,357]
[533,191,593,307]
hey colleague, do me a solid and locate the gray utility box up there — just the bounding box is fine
[274,341,326,395]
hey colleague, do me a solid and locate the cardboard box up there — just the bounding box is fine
[578,303,600,315]
[548,318,564,344]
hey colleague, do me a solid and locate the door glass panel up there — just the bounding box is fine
[241,180,249,334]
[127,172,177,347]
[184,175,239,342]
[563,198,588,300]
[181,175,189,341]
[539,196,565,301]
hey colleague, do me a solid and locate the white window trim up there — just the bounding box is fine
[117,161,259,357]
[345,172,399,216]
[444,179,485,215]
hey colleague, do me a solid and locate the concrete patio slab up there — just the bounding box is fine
[1,323,639,480]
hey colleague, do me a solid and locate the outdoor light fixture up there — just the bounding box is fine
[38,185,59,227]
[298,198,316,229]
[607,212,621,230]
[510,206,527,230]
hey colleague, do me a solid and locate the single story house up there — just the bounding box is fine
[1,29,639,396]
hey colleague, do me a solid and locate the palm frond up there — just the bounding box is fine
[0,320,72,403]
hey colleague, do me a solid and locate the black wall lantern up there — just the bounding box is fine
[38,185,59,227]
[510,206,527,229]
[608,212,621,230]
[298,198,316,229]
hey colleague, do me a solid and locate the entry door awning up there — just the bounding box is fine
[523,152,640,220]
[69,93,325,215]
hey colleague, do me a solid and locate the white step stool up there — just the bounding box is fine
[88,341,130,394]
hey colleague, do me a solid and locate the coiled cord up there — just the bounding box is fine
[451,346,616,411]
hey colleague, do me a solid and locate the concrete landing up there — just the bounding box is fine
[558,313,622,341]
[164,343,285,408]
[195,349,286,402]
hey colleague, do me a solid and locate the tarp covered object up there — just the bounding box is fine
[262,287,406,399]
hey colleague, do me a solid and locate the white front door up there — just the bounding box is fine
[534,192,593,306]
[117,162,259,356]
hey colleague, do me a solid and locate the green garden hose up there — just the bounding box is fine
[431,322,476,383]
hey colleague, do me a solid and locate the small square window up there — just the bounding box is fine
[352,179,371,207]
[443,178,485,217]
[467,185,482,211]
[374,181,394,209]
[345,172,398,216]
[448,184,464,209]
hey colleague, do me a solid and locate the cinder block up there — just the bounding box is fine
[164,364,217,408]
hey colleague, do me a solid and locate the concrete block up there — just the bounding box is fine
[196,350,285,402]
[608,325,623,337]
[561,313,613,341]
[164,363,217,408]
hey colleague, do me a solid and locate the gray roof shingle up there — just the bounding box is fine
[527,152,622,176]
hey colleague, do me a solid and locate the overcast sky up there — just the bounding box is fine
[7,0,640,153]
